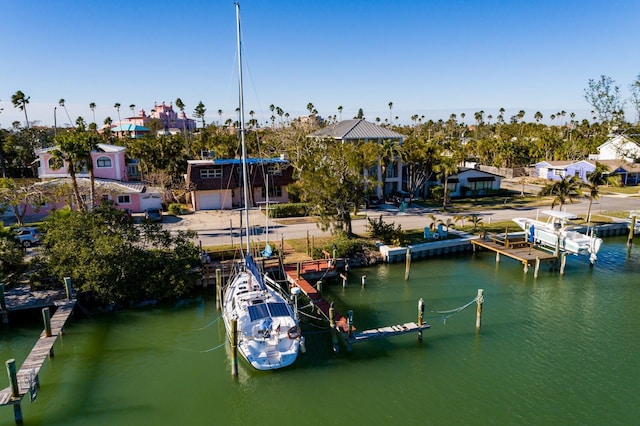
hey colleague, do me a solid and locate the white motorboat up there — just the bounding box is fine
[222,2,300,371]
[512,210,603,263]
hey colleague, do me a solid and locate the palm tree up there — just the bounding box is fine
[11,90,30,128]
[388,101,393,124]
[175,98,186,137]
[584,164,620,222]
[59,99,73,127]
[217,109,223,125]
[50,130,98,211]
[338,105,343,121]
[114,103,122,126]
[129,104,136,117]
[193,101,206,128]
[539,175,583,210]
[378,139,401,197]
[89,102,97,126]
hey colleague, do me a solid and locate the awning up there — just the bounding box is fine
[467,177,495,182]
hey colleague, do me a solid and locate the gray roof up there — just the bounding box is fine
[308,119,404,141]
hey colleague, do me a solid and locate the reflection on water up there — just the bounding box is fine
[1,238,639,425]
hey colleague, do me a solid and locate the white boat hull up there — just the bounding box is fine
[512,216,603,260]
[222,259,299,370]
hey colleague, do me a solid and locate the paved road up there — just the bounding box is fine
[164,193,640,247]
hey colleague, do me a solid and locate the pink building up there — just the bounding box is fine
[116,102,196,135]
[33,143,162,214]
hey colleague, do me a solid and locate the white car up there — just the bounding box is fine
[15,227,40,248]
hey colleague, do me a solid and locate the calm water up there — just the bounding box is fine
[2,238,640,425]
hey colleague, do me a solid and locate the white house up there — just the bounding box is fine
[446,168,503,197]
[589,134,640,162]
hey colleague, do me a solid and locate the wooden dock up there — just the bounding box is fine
[471,236,558,275]
[283,260,351,333]
[1,299,76,415]
[283,260,432,347]
[350,322,430,344]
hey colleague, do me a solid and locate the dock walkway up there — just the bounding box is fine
[1,299,76,409]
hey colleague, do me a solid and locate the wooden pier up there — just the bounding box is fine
[471,235,558,276]
[1,299,76,423]
[283,260,351,333]
[283,260,432,350]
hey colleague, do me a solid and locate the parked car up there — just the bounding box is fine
[144,208,163,222]
[14,227,40,248]
[389,191,412,207]
[366,195,382,208]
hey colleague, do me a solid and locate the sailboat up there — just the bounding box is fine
[512,210,603,263]
[222,2,300,371]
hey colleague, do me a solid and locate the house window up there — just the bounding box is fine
[447,181,457,193]
[554,169,565,177]
[117,195,131,204]
[48,157,60,169]
[261,186,282,198]
[96,156,112,168]
[386,163,398,178]
[267,164,282,175]
[200,167,222,178]
[470,180,493,191]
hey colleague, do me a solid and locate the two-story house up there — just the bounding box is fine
[34,143,162,213]
[186,157,293,210]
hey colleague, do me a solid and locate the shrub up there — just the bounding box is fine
[268,203,309,218]
[168,203,183,215]
[366,215,406,245]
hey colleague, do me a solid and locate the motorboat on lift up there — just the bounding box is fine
[512,210,603,263]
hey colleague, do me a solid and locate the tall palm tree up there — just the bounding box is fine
[129,104,136,117]
[11,90,30,128]
[584,164,620,222]
[50,130,98,211]
[114,103,122,126]
[59,99,73,127]
[539,175,583,210]
[217,109,223,125]
[89,102,97,126]
[388,101,393,124]
[338,105,343,121]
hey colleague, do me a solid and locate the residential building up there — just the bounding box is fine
[534,160,596,183]
[443,168,503,197]
[33,143,162,214]
[308,119,405,197]
[113,102,196,137]
[185,157,293,210]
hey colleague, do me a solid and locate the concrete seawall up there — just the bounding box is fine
[379,223,632,263]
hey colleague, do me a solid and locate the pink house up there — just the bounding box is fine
[34,143,162,214]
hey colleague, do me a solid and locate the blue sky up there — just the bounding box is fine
[1,0,639,128]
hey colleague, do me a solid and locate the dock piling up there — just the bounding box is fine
[475,289,484,333]
[215,269,222,310]
[329,304,338,353]
[418,298,425,341]
[534,257,540,278]
[0,284,7,325]
[316,280,322,294]
[346,310,353,352]
[42,308,52,338]
[63,277,72,300]
[628,216,636,247]
[361,275,366,288]
[5,360,22,424]
[404,248,411,281]
[231,319,238,376]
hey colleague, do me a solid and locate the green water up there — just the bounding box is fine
[2,238,640,425]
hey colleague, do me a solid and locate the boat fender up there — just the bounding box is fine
[287,326,301,340]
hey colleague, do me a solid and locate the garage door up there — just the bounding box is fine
[199,192,222,210]
[140,194,163,211]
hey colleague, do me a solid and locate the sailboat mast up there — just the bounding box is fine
[236,2,251,256]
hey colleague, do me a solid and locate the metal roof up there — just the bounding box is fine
[187,157,288,166]
[308,119,404,141]
[110,124,150,132]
